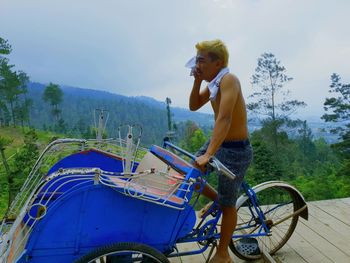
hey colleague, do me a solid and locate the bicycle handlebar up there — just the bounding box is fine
[163,139,236,181]
[208,156,236,181]
[163,139,197,160]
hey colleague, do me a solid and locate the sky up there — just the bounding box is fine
[1,0,349,119]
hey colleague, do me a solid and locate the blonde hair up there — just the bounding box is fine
[195,39,229,67]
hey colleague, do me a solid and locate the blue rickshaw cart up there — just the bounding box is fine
[0,124,203,263]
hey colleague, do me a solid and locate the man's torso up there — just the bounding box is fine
[210,73,248,141]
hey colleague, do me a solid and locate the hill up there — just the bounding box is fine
[133,96,214,125]
[25,82,337,144]
[27,82,213,145]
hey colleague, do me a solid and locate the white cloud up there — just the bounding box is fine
[1,0,349,118]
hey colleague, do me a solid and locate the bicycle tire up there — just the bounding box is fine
[230,185,299,261]
[75,242,170,263]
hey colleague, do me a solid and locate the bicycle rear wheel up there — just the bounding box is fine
[230,185,299,261]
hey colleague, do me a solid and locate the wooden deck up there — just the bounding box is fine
[170,197,350,263]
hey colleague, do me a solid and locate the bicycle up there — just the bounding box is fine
[162,140,309,262]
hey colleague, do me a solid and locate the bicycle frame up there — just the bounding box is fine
[163,140,272,258]
[165,182,272,258]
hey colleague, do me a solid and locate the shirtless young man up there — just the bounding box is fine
[187,39,253,263]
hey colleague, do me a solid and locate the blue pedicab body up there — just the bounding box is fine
[20,186,195,262]
[1,140,200,263]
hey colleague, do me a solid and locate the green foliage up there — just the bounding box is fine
[0,38,31,128]
[42,83,63,123]
[0,135,13,212]
[15,97,33,128]
[8,129,39,207]
[165,97,172,131]
[188,129,207,152]
[42,83,63,106]
[321,73,349,177]
[27,83,169,145]
[54,118,67,133]
[247,138,283,184]
[179,117,348,208]
[0,64,29,127]
[179,121,208,153]
[322,73,349,136]
[0,37,11,56]
[0,135,13,151]
[0,135,13,178]
[292,171,350,201]
[0,134,13,214]
[0,128,45,216]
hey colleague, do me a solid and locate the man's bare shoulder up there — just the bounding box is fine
[221,73,241,91]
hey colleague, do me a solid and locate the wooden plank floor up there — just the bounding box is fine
[169,197,350,263]
[273,197,350,263]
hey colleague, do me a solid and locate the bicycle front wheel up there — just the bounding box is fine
[230,184,299,261]
[75,242,170,263]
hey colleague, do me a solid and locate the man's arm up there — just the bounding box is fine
[189,79,210,111]
[195,74,240,166]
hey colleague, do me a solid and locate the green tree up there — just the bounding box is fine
[295,121,317,172]
[247,131,283,184]
[0,63,26,127]
[165,97,172,131]
[42,83,63,123]
[249,53,306,151]
[179,121,207,153]
[55,118,67,133]
[83,126,97,139]
[14,71,31,128]
[0,37,11,57]
[9,129,39,207]
[0,136,13,209]
[188,129,207,153]
[0,37,11,68]
[0,38,30,128]
[1,37,15,126]
[15,97,33,128]
[74,118,89,136]
[322,73,349,136]
[0,103,10,126]
[0,136,13,181]
[322,73,350,176]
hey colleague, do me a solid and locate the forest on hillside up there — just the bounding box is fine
[1,36,349,217]
[27,82,170,145]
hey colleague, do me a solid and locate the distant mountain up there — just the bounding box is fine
[27,82,337,143]
[26,82,213,145]
[133,96,214,126]
[37,83,212,126]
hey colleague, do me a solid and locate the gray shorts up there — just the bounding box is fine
[195,139,253,207]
